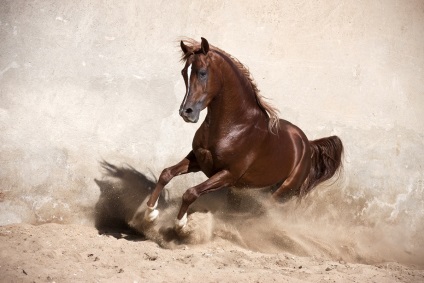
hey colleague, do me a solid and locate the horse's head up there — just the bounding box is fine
[179,37,220,123]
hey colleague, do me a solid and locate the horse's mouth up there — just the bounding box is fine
[179,108,200,123]
[182,114,199,123]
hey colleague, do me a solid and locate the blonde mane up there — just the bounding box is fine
[180,38,280,134]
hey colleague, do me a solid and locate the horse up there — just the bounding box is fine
[144,37,343,229]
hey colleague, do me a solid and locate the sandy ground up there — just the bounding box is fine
[1,164,423,283]
[0,223,423,283]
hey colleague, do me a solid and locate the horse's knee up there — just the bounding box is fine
[182,187,198,206]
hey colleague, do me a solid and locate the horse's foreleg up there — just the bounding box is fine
[145,151,200,222]
[175,170,232,229]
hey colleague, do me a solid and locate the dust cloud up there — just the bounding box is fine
[93,161,424,268]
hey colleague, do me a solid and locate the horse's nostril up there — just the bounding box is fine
[185,108,193,114]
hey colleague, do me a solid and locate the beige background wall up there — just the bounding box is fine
[0,0,423,245]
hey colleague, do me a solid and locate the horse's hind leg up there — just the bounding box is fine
[272,153,310,200]
[145,151,200,221]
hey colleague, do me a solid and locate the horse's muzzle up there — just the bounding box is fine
[179,107,199,123]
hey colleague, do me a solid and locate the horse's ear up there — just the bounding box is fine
[180,40,189,54]
[200,37,209,55]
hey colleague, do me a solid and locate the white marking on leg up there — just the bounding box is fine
[144,208,159,222]
[144,199,159,222]
[148,199,158,210]
[175,213,188,229]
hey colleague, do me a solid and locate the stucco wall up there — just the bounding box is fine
[0,0,423,250]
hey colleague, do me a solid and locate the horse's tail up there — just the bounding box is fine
[299,135,344,197]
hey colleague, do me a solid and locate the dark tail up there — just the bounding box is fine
[299,135,344,197]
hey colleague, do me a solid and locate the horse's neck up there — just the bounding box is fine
[206,63,266,132]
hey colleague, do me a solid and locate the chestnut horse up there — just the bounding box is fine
[145,37,343,229]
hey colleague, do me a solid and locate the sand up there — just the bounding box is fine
[1,164,423,283]
[0,223,423,283]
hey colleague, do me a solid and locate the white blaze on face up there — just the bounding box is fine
[182,63,192,108]
[187,63,192,90]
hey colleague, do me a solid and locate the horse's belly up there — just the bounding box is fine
[234,160,292,188]
[234,138,298,188]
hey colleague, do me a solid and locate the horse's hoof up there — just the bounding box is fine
[175,213,188,230]
[174,212,214,244]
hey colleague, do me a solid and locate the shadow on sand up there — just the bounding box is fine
[93,161,162,240]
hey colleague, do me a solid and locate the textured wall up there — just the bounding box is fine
[0,0,423,257]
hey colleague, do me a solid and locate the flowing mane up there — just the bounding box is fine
[179,38,280,134]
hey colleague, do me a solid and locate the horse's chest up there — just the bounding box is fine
[194,147,215,177]
[193,123,241,176]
